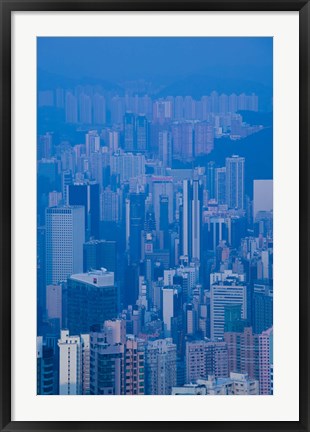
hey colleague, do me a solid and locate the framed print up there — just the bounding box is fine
[1,1,309,431]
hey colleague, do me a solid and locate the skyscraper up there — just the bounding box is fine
[67,269,117,335]
[68,181,100,239]
[181,179,203,262]
[45,206,85,285]
[128,192,145,264]
[136,114,149,152]
[158,131,172,167]
[215,167,226,205]
[225,155,245,210]
[58,330,90,395]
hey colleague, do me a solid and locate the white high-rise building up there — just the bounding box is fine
[58,330,82,395]
[45,206,85,285]
[58,330,90,396]
[210,275,247,339]
[225,155,245,210]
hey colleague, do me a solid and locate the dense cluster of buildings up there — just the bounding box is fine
[37,85,273,396]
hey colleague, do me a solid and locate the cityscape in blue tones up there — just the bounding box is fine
[37,37,273,396]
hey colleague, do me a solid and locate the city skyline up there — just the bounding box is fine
[37,37,273,396]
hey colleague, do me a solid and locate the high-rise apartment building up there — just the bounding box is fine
[225,155,245,210]
[185,339,228,383]
[145,338,177,395]
[67,181,100,239]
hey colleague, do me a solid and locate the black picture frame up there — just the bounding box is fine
[1,1,309,431]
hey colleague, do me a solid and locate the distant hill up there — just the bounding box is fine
[195,127,273,197]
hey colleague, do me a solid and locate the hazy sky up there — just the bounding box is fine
[37,37,273,87]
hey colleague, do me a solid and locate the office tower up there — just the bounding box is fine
[125,336,145,395]
[83,239,117,275]
[152,176,174,229]
[159,195,169,232]
[128,192,145,264]
[110,151,145,183]
[145,338,177,395]
[65,91,78,123]
[215,167,226,205]
[158,130,172,168]
[90,320,126,395]
[181,179,203,262]
[67,269,117,335]
[46,284,62,328]
[225,155,245,210]
[37,336,55,395]
[253,292,273,334]
[194,122,214,156]
[124,112,136,151]
[210,275,247,339]
[68,181,100,239]
[85,130,100,157]
[45,206,85,285]
[207,161,216,200]
[253,180,273,221]
[79,93,92,124]
[58,330,90,395]
[93,93,106,125]
[136,114,148,152]
[191,178,201,261]
[185,340,228,383]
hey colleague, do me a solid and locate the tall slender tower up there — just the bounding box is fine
[181,179,203,262]
[225,155,245,209]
